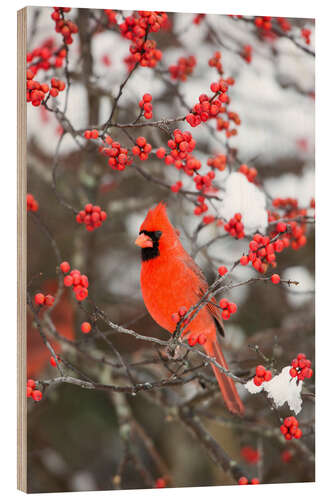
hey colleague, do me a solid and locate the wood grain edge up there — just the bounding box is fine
[17,6,27,493]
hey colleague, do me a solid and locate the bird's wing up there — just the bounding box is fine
[179,254,225,337]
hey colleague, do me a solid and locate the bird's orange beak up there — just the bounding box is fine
[135,233,153,248]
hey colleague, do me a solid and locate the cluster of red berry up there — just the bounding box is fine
[277,17,291,32]
[156,130,201,178]
[269,198,308,250]
[186,81,229,127]
[170,181,183,193]
[27,193,39,212]
[120,12,166,68]
[76,204,107,231]
[60,261,89,301]
[193,171,215,192]
[50,77,66,97]
[238,164,258,183]
[254,16,273,32]
[169,55,197,81]
[242,45,252,63]
[253,365,273,386]
[208,51,223,74]
[241,446,260,464]
[241,233,285,273]
[51,7,78,45]
[139,93,153,119]
[172,307,207,345]
[26,70,65,106]
[27,38,67,73]
[104,9,117,25]
[137,11,169,33]
[219,298,237,320]
[207,154,227,171]
[217,108,240,136]
[84,129,99,140]
[188,332,207,347]
[301,28,311,45]
[95,135,132,171]
[193,196,209,216]
[224,213,245,239]
[186,78,240,137]
[171,306,188,324]
[132,136,153,160]
[280,416,302,440]
[202,215,216,225]
[27,379,42,401]
[289,353,313,381]
[26,70,49,106]
[238,477,260,485]
[35,293,55,307]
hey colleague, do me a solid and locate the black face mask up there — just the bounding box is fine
[139,230,162,261]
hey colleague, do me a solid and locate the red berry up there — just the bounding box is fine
[136,136,146,148]
[222,309,230,320]
[197,334,207,345]
[60,261,70,273]
[188,334,198,346]
[271,274,281,284]
[27,379,36,389]
[81,322,92,334]
[227,302,237,314]
[240,255,249,266]
[238,477,248,485]
[281,450,292,462]
[35,293,45,305]
[155,478,166,488]
[44,294,55,306]
[76,287,88,301]
[50,356,57,367]
[255,365,266,377]
[64,275,73,287]
[219,298,228,309]
[276,221,287,232]
[156,147,166,159]
[218,266,228,276]
[32,390,43,402]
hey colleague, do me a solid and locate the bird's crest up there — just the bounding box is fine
[140,202,171,232]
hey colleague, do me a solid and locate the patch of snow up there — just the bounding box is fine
[245,366,303,414]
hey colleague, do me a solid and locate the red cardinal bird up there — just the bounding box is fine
[135,203,244,415]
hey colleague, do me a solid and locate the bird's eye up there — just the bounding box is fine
[154,231,162,240]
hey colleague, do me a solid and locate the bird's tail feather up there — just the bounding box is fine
[205,338,244,416]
